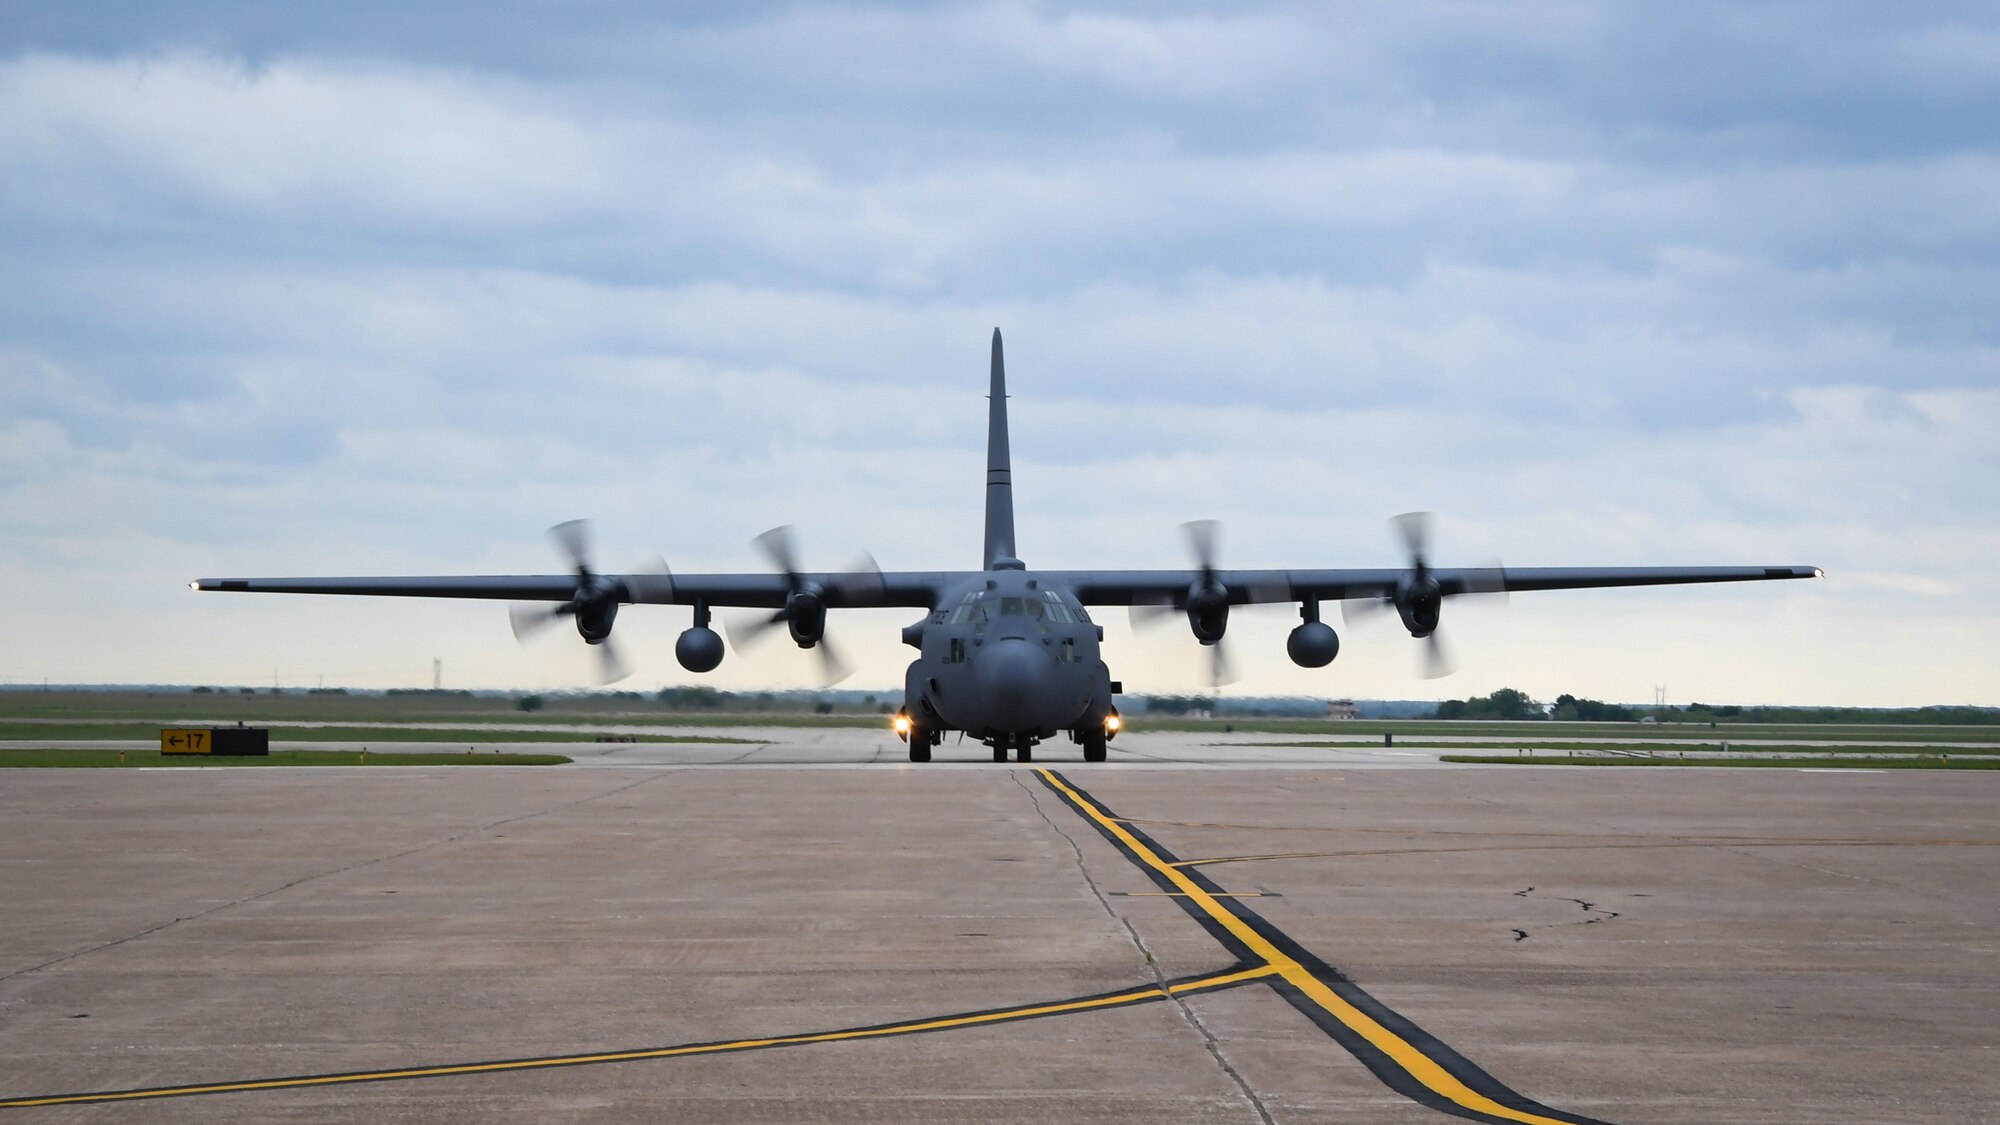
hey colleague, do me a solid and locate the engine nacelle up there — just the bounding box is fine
[1394,574,1442,638]
[575,600,617,645]
[786,589,828,648]
[1185,585,1229,645]
[1287,621,1340,668]
[675,626,725,673]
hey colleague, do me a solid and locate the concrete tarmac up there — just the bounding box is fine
[2,736,1996,1122]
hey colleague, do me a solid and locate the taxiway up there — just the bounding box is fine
[2,736,1995,1122]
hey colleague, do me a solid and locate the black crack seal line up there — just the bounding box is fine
[1036,769,1616,1125]
[0,965,1276,1110]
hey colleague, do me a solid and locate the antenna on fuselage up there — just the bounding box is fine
[984,328,1018,569]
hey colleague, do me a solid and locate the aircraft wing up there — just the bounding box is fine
[1052,565,1822,607]
[197,565,1819,609]
[191,572,947,609]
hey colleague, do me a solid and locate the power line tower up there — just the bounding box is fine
[1654,685,1667,709]
[433,658,442,691]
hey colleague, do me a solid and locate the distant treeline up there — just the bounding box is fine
[1434,688,1997,724]
[654,686,893,714]
[657,686,731,709]
[1438,689,1568,721]
[1137,695,1348,717]
[1671,703,1999,725]
[162,682,1994,725]
[1143,695,1221,715]
[1139,690,1997,724]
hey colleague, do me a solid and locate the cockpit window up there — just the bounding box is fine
[975,594,1038,621]
[952,590,1083,630]
[946,593,980,625]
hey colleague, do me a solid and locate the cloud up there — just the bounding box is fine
[0,54,614,227]
[0,5,1994,703]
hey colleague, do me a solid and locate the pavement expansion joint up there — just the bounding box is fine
[1012,770,1278,1125]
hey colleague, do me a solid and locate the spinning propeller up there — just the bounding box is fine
[507,519,667,686]
[723,525,882,687]
[1342,512,1505,679]
[1130,519,1239,688]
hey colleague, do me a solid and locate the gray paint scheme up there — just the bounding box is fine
[195,329,1821,760]
[983,328,1016,571]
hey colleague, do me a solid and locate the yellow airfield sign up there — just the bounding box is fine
[160,729,211,754]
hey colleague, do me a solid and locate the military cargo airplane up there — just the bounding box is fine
[195,330,1821,763]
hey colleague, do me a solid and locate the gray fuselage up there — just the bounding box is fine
[904,562,1114,741]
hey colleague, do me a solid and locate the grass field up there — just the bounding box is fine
[1247,740,1996,755]
[0,722,759,744]
[0,691,889,726]
[1148,718,2000,743]
[5,692,1994,777]
[5,692,1994,744]
[0,748,572,768]
[1440,753,1996,770]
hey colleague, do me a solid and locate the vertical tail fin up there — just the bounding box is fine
[983,328,1017,569]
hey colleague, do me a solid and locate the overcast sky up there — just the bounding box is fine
[2,2,1994,706]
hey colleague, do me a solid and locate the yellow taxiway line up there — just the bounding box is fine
[3,770,1607,1122]
[0,964,1277,1109]
[1038,768,1595,1125]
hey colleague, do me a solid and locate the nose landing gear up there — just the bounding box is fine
[989,735,1033,763]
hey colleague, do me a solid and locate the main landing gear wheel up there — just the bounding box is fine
[1017,738,1033,764]
[908,726,931,763]
[992,743,1007,764]
[1082,728,1107,763]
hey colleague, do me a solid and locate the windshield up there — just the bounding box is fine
[950,590,1083,630]
[981,594,1059,620]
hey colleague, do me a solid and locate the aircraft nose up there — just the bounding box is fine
[974,638,1050,731]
